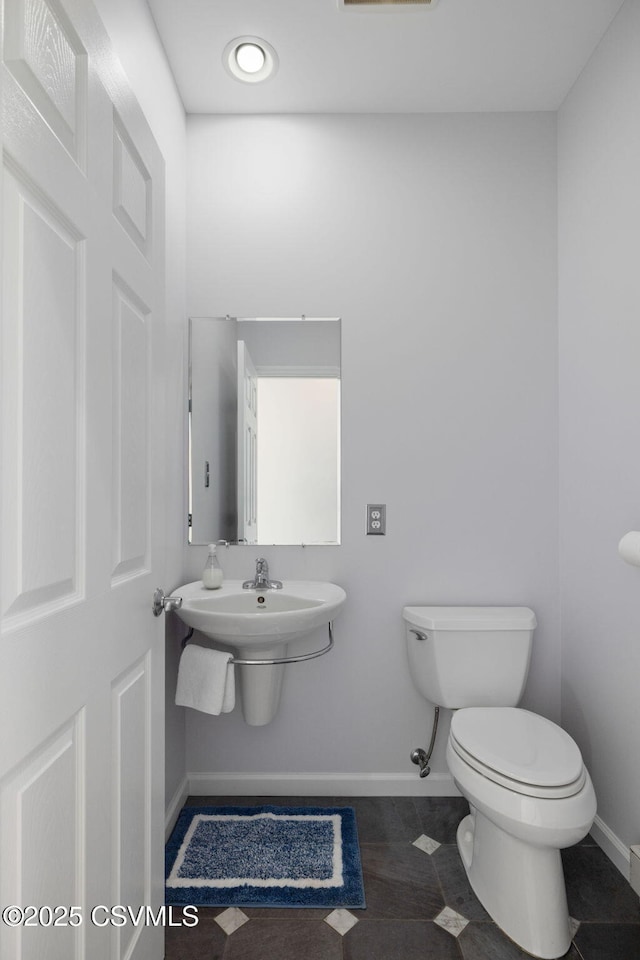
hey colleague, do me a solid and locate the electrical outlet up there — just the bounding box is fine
[366,503,386,535]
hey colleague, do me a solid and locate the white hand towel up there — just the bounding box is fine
[175,644,235,715]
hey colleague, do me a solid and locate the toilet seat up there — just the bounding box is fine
[450,707,586,800]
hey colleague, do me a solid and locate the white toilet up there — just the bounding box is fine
[402,606,596,960]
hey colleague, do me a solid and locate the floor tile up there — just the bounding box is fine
[185,795,321,808]
[251,795,335,808]
[324,907,359,935]
[432,843,491,921]
[412,795,470,844]
[343,919,462,960]
[578,832,599,846]
[188,906,224,923]
[563,845,640,922]
[413,833,441,855]
[434,905,470,937]
[185,795,261,808]
[213,906,249,935]
[359,841,445,919]
[338,796,421,842]
[458,921,582,959]
[574,922,640,960]
[164,917,227,960]
[222,919,343,960]
[243,906,331,919]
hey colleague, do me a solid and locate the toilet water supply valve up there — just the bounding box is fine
[411,704,440,778]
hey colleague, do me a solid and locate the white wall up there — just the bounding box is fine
[92,0,188,814]
[558,0,640,869]
[183,113,559,792]
[237,319,341,372]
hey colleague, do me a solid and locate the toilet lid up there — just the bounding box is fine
[450,707,584,789]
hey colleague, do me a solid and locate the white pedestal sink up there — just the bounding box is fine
[173,580,346,725]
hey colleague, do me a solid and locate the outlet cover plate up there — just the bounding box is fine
[367,503,386,535]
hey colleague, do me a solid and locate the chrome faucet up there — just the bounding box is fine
[242,557,283,590]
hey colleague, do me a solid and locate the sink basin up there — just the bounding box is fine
[174,579,346,646]
[173,579,346,726]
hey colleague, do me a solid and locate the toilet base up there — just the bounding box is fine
[457,811,572,959]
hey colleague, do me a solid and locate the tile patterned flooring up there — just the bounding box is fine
[165,796,640,960]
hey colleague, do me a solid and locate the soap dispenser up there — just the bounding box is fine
[202,543,223,589]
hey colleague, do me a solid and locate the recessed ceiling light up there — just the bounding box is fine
[223,37,279,83]
[235,43,265,74]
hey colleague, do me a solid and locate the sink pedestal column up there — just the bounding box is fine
[237,644,287,725]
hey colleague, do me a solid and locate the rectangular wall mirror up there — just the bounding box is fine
[188,317,341,545]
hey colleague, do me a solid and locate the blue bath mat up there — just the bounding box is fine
[165,805,366,909]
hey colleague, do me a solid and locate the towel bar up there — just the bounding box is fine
[180,622,334,665]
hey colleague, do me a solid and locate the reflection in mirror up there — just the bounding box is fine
[189,317,341,545]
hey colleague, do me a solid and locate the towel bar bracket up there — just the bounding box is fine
[180,622,335,665]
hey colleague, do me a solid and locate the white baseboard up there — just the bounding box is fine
[165,776,189,841]
[186,771,460,798]
[590,814,631,880]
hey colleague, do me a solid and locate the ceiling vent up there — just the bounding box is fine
[342,0,439,6]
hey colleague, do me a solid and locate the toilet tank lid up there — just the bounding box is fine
[402,606,537,631]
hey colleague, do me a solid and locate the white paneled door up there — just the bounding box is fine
[1,1,166,958]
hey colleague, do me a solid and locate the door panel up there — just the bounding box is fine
[1,164,85,625]
[0,711,85,960]
[3,0,89,167]
[1,0,166,957]
[113,112,152,257]
[111,278,151,584]
[112,654,152,960]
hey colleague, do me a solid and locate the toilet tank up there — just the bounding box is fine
[402,606,536,708]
